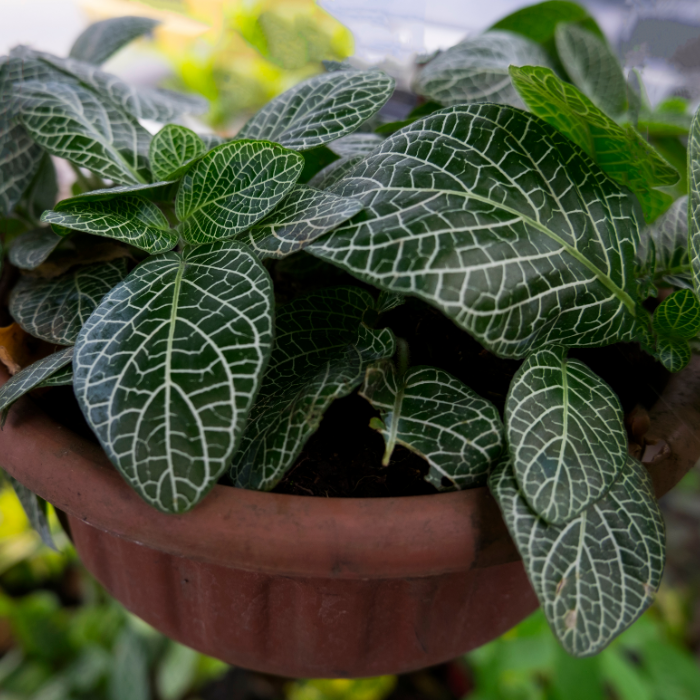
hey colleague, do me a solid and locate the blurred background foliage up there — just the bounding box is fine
[2,467,700,699]
[78,0,353,127]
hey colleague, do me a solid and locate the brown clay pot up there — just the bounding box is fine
[0,359,698,679]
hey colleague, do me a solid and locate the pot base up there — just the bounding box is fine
[69,515,538,678]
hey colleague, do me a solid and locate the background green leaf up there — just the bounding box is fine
[689,104,700,294]
[361,363,504,490]
[490,456,665,657]
[308,104,640,358]
[176,140,304,244]
[506,345,626,524]
[10,259,129,345]
[6,476,57,552]
[73,241,274,513]
[8,228,63,270]
[237,69,394,151]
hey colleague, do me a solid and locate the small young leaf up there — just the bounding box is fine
[6,475,57,551]
[176,140,304,244]
[376,291,405,314]
[0,346,74,424]
[9,228,63,270]
[307,104,641,359]
[233,325,395,491]
[16,80,149,185]
[149,125,206,182]
[10,259,129,345]
[489,456,665,657]
[510,65,678,222]
[73,242,274,513]
[328,133,383,158]
[656,336,691,373]
[69,16,160,65]
[414,30,554,108]
[307,155,363,190]
[506,345,627,524]
[361,364,504,490]
[35,363,73,389]
[237,185,362,259]
[42,197,178,254]
[554,23,626,116]
[237,69,394,151]
[653,289,700,339]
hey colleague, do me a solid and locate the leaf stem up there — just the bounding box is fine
[382,337,410,466]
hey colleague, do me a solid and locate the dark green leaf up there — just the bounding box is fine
[149,124,206,181]
[0,347,74,424]
[376,291,405,314]
[69,16,160,65]
[413,30,553,108]
[653,289,700,339]
[21,152,57,221]
[35,364,73,389]
[689,103,700,292]
[307,155,363,190]
[6,475,57,551]
[509,65,678,223]
[237,69,395,151]
[554,23,626,116]
[328,133,383,157]
[656,335,691,373]
[361,363,504,490]
[8,228,63,270]
[16,80,150,185]
[42,197,178,254]
[53,181,176,204]
[308,105,640,359]
[489,456,665,657]
[10,259,129,345]
[237,184,362,259]
[73,241,274,513]
[490,1,604,45]
[506,346,626,524]
[176,140,304,244]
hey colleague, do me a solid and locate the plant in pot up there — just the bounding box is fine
[1,0,699,677]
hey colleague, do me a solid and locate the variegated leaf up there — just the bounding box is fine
[656,336,690,373]
[233,325,394,491]
[7,474,56,551]
[506,346,626,524]
[176,140,304,244]
[35,364,73,388]
[69,16,160,65]
[555,23,627,117]
[510,65,677,223]
[237,185,362,259]
[21,151,57,220]
[9,228,63,270]
[149,124,206,182]
[73,242,274,513]
[307,155,363,190]
[328,133,383,157]
[42,196,178,254]
[16,80,150,185]
[413,30,553,108]
[361,363,504,490]
[54,181,176,204]
[307,104,640,359]
[489,456,665,657]
[237,69,394,151]
[689,104,700,294]
[10,259,129,345]
[376,291,405,314]
[653,289,700,340]
[0,347,74,424]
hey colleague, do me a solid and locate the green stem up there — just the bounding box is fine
[70,163,93,193]
[381,338,411,466]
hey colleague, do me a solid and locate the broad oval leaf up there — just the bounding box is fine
[307,155,363,190]
[361,364,504,490]
[489,456,665,657]
[73,241,274,513]
[9,228,63,270]
[0,346,74,423]
[656,335,691,373]
[9,259,129,345]
[176,140,304,244]
[69,16,160,65]
[653,289,700,340]
[506,345,626,524]
[149,125,206,182]
[413,30,553,108]
[307,104,640,359]
[16,80,149,185]
[555,23,626,117]
[42,197,178,254]
[328,133,383,158]
[234,325,395,491]
[238,185,363,259]
[510,65,677,223]
[237,69,395,151]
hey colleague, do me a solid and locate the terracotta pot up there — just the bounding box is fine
[0,359,697,679]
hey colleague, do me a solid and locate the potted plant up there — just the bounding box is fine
[1,0,699,678]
